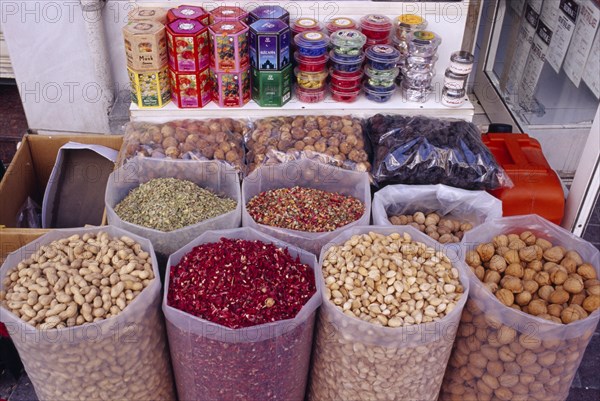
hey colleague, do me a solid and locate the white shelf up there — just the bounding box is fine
[130,91,474,122]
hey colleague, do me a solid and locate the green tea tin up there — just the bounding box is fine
[251,65,292,107]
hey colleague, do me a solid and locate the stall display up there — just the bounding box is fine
[163,228,320,401]
[167,5,210,26]
[326,17,358,34]
[118,119,248,170]
[372,184,503,244]
[251,65,293,107]
[170,68,211,108]
[309,226,469,401]
[128,6,168,24]
[106,159,242,256]
[123,21,168,71]
[367,114,512,189]
[245,115,370,173]
[210,68,251,107]
[440,215,600,401]
[128,66,171,108]
[247,5,290,26]
[209,6,248,24]
[209,21,249,72]
[0,228,176,401]
[241,159,371,255]
[166,19,210,73]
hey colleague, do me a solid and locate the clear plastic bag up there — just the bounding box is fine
[245,115,371,173]
[308,225,470,401]
[366,114,512,190]
[440,215,600,401]
[372,184,502,227]
[0,226,175,401]
[105,158,241,256]
[163,227,322,401]
[241,159,371,255]
[118,119,249,172]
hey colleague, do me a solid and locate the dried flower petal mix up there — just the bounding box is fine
[167,238,316,329]
[246,186,364,232]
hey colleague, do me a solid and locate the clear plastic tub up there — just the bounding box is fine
[295,85,326,103]
[407,30,442,57]
[365,66,400,87]
[405,54,438,72]
[330,85,360,102]
[365,44,401,70]
[364,82,395,103]
[330,29,367,56]
[394,14,427,54]
[326,17,358,34]
[329,50,364,73]
[401,81,432,102]
[360,14,392,40]
[294,31,329,57]
[294,52,329,72]
[329,68,363,89]
[295,68,328,90]
[401,67,435,88]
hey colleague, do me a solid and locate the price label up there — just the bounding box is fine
[563,1,600,86]
[582,30,600,98]
[547,0,579,73]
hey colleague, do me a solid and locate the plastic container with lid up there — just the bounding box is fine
[294,52,329,72]
[295,85,326,103]
[444,68,467,90]
[481,131,565,224]
[365,66,399,87]
[329,50,364,72]
[449,50,475,75]
[365,37,391,48]
[167,5,210,26]
[394,14,427,42]
[404,54,438,72]
[401,68,434,89]
[209,6,248,24]
[330,29,367,56]
[400,81,431,102]
[326,17,358,34]
[407,30,441,57]
[329,69,363,89]
[363,82,395,103]
[291,18,323,36]
[441,87,466,108]
[360,14,392,40]
[294,31,330,57]
[295,68,328,90]
[330,85,360,102]
[365,44,401,70]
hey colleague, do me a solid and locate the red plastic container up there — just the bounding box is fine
[330,85,360,102]
[294,52,329,72]
[360,14,392,40]
[295,85,325,103]
[482,133,565,224]
[329,69,362,89]
[326,17,358,34]
[291,18,323,36]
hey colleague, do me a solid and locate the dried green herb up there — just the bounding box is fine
[115,178,237,232]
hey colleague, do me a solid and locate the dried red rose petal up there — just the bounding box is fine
[167,238,316,329]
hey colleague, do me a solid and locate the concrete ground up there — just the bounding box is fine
[0,81,599,401]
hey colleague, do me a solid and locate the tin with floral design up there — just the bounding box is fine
[211,67,251,107]
[210,6,248,24]
[128,66,171,108]
[170,67,211,108]
[123,21,168,71]
[167,5,210,26]
[167,19,210,72]
[209,21,249,72]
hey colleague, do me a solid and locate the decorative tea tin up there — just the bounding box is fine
[128,7,168,24]
[167,19,210,72]
[167,5,210,26]
[210,6,249,24]
[170,67,211,108]
[252,64,293,107]
[248,5,290,25]
[210,67,251,107]
[128,66,171,108]
[449,50,475,75]
[249,19,291,71]
[123,21,168,71]
[209,21,249,72]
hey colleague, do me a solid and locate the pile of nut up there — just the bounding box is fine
[388,211,473,243]
[310,231,465,401]
[466,231,599,324]
[245,115,371,173]
[120,119,247,170]
[0,232,155,329]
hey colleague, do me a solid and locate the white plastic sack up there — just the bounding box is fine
[0,226,175,401]
[163,227,322,401]
[440,215,600,401]
[308,225,470,401]
[372,184,502,227]
[242,159,371,255]
[105,158,241,256]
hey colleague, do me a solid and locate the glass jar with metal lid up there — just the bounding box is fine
[449,51,475,75]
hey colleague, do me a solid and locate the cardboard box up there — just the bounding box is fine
[0,228,48,263]
[0,134,123,229]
